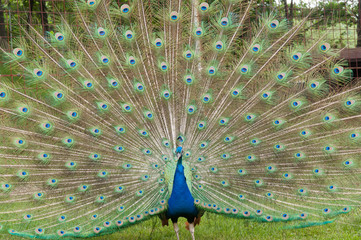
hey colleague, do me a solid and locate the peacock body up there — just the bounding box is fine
[0,0,360,239]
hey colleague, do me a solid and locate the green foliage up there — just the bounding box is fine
[6,212,361,240]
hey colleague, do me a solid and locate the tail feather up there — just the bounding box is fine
[0,0,359,239]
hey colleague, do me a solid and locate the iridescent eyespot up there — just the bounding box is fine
[162,90,171,99]
[170,11,179,21]
[34,68,43,77]
[66,195,75,203]
[122,103,132,112]
[160,62,168,71]
[277,73,285,80]
[35,228,44,234]
[262,92,269,99]
[1,183,11,191]
[274,143,285,151]
[334,67,342,74]
[154,38,163,47]
[281,213,289,220]
[199,2,209,12]
[128,56,136,65]
[97,27,106,37]
[269,20,279,29]
[55,92,64,99]
[87,0,96,6]
[115,126,125,134]
[252,44,261,53]
[240,65,249,74]
[219,118,229,125]
[266,192,273,198]
[101,56,109,64]
[198,121,206,130]
[20,107,29,113]
[202,94,211,103]
[162,139,170,147]
[350,132,359,139]
[254,179,263,186]
[231,88,241,97]
[282,173,292,179]
[135,83,145,92]
[220,17,229,27]
[90,127,101,136]
[256,210,263,215]
[197,156,205,162]
[342,207,350,213]
[224,136,234,143]
[246,155,256,162]
[121,4,130,13]
[345,100,355,107]
[98,170,108,178]
[323,208,330,213]
[67,60,77,68]
[185,76,193,84]
[187,105,196,114]
[221,180,229,186]
[319,42,330,52]
[108,79,119,87]
[292,53,302,61]
[208,66,216,75]
[101,103,108,109]
[90,153,100,161]
[73,226,81,233]
[266,165,277,173]
[125,30,133,39]
[323,114,333,122]
[139,130,148,137]
[309,81,319,89]
[13,48,24,57]
[215,41,224,50]
[184,50,193,59]
[195,27,203,36]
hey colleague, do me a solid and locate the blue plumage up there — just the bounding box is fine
[167,155,198,223]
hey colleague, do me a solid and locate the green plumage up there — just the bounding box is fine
[0,0,360,239]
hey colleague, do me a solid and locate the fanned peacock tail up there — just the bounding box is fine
[0,0,360,238]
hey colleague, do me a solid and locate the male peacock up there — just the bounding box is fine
[0,0,360,239]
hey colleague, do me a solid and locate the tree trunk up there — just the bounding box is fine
[0,0,7,43]
[289,0,294,27]
[39,0,49,34]
[357,0,361,47]
[281,0,289,19]
[26,0,35,32]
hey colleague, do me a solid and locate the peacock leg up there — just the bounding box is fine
[189,222,195,240]
[173,222,180,240]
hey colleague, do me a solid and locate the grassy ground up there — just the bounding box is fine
[4,211,361,240]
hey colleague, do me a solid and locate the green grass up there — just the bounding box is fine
[5,211,361,240]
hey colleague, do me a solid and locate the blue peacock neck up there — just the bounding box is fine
[167,154,198,221]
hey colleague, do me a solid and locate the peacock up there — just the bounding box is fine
[0,0,360,239]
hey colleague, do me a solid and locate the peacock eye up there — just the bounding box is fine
[121,4,130,13]
[220,17,229,26]
[199,2,209,11]
[170,11,179,21]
